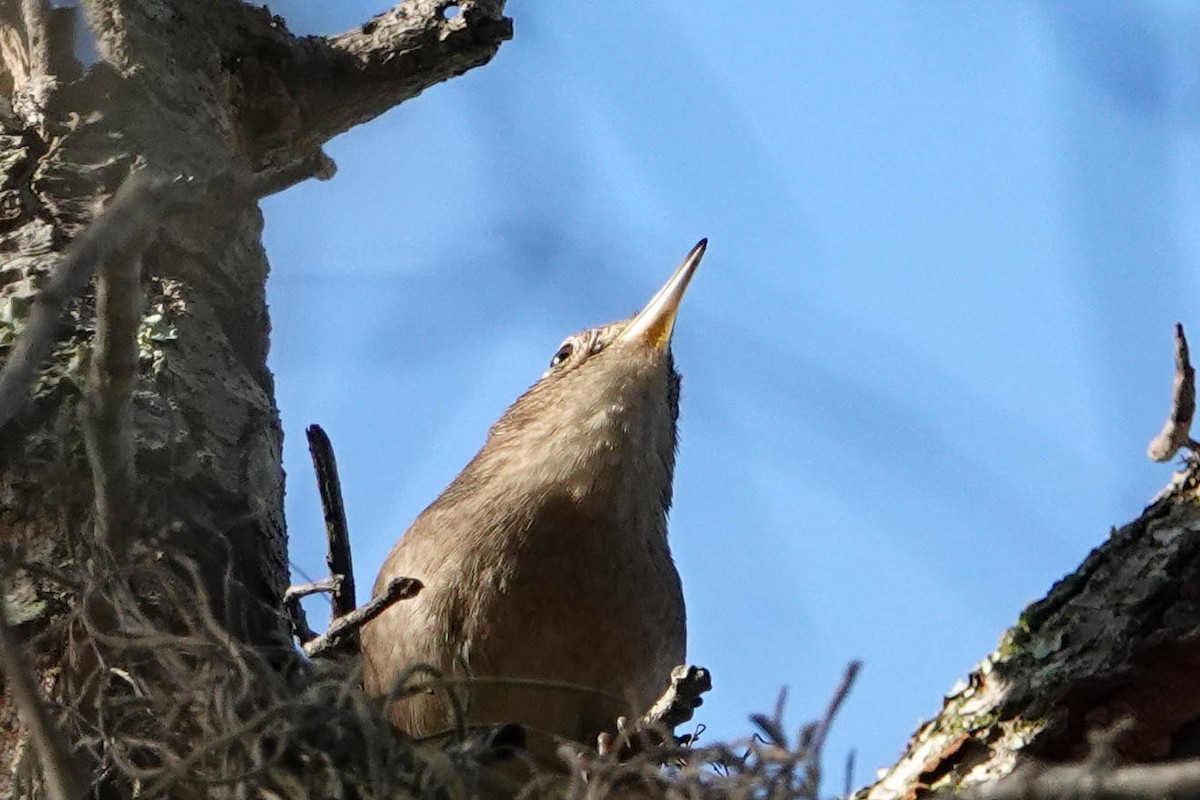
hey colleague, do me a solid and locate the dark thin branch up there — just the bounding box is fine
[1147,323,1198,462]
[303,576,421,659]
[750,688,789,745]
[799,661,861,800]
[306,424,356,619]
[810,660,860,759]
[0,573,86,800]
[290,422,393,655]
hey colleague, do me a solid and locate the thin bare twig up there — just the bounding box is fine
[1147,323,1198,462]
[282,576,340,645]
[283,593,319,646]
[0,168,171,430]
[303,576,421,659]
[306,424,356,620]
[793,661,861,800]
[283,577,339,603]
[0,572,86,800]
[810,660,860,760]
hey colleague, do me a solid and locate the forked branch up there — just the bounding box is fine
[303,577,422,659]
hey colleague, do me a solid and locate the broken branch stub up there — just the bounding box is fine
[1147,322,1197,462]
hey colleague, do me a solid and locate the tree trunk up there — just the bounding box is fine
[0,1,511,794]
[858,465,1200,799]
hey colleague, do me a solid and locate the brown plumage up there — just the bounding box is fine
[360,240,706,753]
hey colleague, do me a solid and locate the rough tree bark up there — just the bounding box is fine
[858,463,1200,800]
[15,4,1197,799]
[0,0,510,793]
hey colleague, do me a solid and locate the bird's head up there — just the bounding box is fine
[479,240,708,508]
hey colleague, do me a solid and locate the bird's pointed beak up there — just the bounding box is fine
[619,238,707,351]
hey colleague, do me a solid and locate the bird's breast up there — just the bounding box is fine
[362,401,685,742]
[454,490,686,730]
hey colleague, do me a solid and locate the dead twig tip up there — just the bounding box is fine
[1147,323,1196,462]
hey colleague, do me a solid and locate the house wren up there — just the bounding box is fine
[361,240,706,752]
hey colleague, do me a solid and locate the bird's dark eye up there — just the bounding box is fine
[550,343,573,368]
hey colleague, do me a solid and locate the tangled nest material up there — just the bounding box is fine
[7,550,852,800]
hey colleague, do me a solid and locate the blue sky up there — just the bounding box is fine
[262,1,1200,783]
